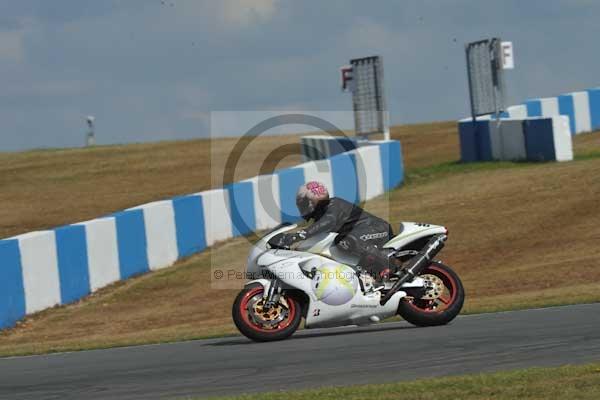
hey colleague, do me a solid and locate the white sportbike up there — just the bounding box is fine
[232,222,465,341]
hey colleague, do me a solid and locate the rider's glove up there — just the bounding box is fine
[282,230,307,246]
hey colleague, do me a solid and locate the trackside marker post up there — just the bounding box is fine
[340,55,390,141]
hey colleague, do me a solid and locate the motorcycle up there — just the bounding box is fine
[232,222,465,342]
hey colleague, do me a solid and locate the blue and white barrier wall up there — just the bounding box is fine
[459,116,573,162]
[0,140,404,330]
[503,87,600,135]
[300,135,358,161]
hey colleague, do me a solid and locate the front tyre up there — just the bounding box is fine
[397,261,464,327]
[232,284,302,342]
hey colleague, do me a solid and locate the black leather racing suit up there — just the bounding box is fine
[301,197,395,275]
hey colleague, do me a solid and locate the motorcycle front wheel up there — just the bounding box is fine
[397,261,465,327]
[232,283,302,342]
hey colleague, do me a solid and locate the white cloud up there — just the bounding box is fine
[217,0,279,28]
[180,109,209,121]
[175,83,211,121]
[344,18,395,53]
[1,80,92,98]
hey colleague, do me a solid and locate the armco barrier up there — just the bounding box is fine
[458,116,573,162]
[0,140,404,329]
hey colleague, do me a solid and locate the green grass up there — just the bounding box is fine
[404,160,523,185]
[404,149,600,186]
[574,149,600,161]
[198,363,600,400]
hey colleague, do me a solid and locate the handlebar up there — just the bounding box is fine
[267,235,291,250]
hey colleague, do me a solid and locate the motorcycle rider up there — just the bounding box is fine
[273,181,400,281]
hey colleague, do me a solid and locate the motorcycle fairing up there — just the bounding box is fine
[383,222,447,250]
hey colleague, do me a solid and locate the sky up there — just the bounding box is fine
[0,0,599,151]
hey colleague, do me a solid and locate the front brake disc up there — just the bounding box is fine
[249,295,288,328]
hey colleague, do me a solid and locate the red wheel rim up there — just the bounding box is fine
[239,287,297,333]
[406,264,458,313]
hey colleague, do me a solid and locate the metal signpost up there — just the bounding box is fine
[340,55,390,140]
[465,38,508,122]
[86,116,95,147]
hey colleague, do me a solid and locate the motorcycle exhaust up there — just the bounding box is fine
[380,234,447,305]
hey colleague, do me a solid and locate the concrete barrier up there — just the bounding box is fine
[512,87,600,135]
[378,140,404,191]
[570,92,592,133]
[506,105,527,119]
[113,210,149,279]
[458,120,493,162]
[489,119,527,161]
[352,145,384,201]
[588,88,600,130]
[55,225,90,303]
[458,116,573,162]
[523,116,573,162]
[241,175,281,231]
[300,136,357,161]
[0,140,404,329]
[226,182,256,237]
[330,152,360,204]
[76,217,120,291]
[275,167,305,223]
[200,189,232,246]
[172,194,206,257]
[132,201,179,271]
[0,240,25,329]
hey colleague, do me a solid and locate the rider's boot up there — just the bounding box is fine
[359,249,403,290]
[373,269,391,290]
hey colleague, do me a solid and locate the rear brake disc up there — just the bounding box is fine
[419,274,444,300]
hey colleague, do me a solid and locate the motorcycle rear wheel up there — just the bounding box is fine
[397,261,464,327]
[232,283,302,342]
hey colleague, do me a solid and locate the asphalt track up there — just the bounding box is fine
[1,303,600,400]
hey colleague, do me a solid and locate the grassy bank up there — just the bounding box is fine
[0,134,304,239]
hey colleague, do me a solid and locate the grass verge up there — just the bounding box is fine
[197,363,600,400]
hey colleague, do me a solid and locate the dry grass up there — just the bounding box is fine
[0,125,599,357]
[573,129,600,157]
[0,135,303,238]
[389,120,460,169]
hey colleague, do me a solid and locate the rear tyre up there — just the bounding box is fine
[397,261,464,327]
[232,284,302,342]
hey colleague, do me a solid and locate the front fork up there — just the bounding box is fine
[263,280,282,309]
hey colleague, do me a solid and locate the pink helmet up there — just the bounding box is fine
[296,181,330,219]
